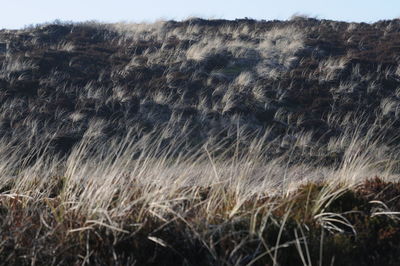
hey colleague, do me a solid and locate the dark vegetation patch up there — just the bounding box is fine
[2,177,400,265]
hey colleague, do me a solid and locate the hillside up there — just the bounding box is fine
[1,18,400,160]
[2,18,400,265]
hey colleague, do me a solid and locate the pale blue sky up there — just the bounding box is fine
[1,0,399,29]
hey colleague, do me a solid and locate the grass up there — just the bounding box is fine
[2,17,400,264]
[0,125,399,265]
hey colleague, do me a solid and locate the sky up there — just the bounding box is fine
[1,0,400,29]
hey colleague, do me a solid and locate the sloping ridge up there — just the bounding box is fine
[0,17,400,163]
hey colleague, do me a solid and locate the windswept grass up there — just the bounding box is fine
[0,120,400,265]
[2,17,400,264]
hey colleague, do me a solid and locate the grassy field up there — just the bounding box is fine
[1,122,400,265]
[2,17,400,264]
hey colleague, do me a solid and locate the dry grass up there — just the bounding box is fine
[1,17,400,264]
[0,120,400,265]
